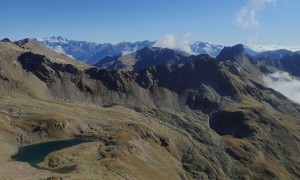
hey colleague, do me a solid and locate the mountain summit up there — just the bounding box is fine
[216,44,246,61]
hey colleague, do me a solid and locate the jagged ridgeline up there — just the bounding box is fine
[0,39,299,179]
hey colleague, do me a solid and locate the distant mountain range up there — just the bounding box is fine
[35,36,300,65]
[34,36,153,64]
[254,49,300,60]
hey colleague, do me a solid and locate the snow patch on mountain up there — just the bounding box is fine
[40,36,69,44]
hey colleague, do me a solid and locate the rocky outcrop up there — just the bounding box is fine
[86,67,135,92]
[185,84,220,113]
[18,52,57,82]
[209,110,257,138]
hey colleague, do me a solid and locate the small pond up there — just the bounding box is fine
[11,139,90,172]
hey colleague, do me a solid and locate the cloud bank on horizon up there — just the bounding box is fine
[250,44,300,52]
[235,0,277,29]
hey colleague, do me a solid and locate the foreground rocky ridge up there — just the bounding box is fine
[0,39,299,179]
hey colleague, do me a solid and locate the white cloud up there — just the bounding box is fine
[263,71,300,104]
[122,50,134,55]
[235,0,277,29]
[153,34,194,54]
[122,47,138,55]
[52,45,65,54]
[50,45,74,59]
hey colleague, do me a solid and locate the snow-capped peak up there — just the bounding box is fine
[190,41,225,57]
[37,36,69,44]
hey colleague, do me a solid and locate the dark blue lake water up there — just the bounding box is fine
[11,139,90,168]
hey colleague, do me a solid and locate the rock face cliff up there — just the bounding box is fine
[0,39,299,179]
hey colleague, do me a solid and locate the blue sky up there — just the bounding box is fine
[0,0,299,46]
